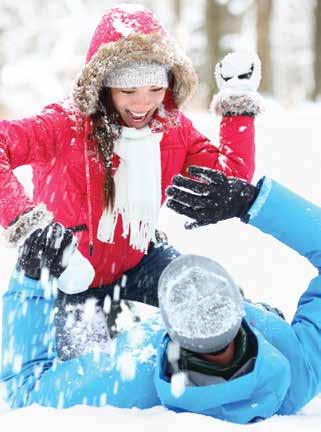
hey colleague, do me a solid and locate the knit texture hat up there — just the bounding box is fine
[104,61,169,89]
[158,255,244,353]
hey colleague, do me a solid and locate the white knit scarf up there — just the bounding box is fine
[97,126,163,253]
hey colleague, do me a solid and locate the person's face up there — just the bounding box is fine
[110,86,167,129]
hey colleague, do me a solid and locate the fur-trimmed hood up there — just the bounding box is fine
[72,4,198,116]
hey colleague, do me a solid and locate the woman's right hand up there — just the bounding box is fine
[215,51,261,93]
[16,222,77,281]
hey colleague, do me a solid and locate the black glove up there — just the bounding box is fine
[166,166,259,229]
[16,222,76,280]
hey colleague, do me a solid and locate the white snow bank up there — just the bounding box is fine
[0,399,321,432]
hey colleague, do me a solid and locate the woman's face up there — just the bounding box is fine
[110,86,167,129]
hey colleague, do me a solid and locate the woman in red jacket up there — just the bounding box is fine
[0,4,262,359]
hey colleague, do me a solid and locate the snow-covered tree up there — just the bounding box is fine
[313,0,321,99]
[257,0,273,94]
[270,0,315,106]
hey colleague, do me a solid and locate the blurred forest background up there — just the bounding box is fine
[0,0,320,117]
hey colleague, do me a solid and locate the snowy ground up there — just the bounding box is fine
[1,101,321,430]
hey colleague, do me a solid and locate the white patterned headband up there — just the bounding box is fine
[104,61,169,89]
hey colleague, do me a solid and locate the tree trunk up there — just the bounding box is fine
[172,0,185,46]
[205,0,226,102]
[313,0,321,99]
[257,0,272,94]
[173,0,182,21]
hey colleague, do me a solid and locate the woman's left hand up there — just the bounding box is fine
[212,52,264,117]
[215,51,261,93]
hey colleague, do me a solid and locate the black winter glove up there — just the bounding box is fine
[16,222,77,280]
[166,166,259,229]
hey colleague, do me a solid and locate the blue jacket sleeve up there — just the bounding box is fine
[247,177,321,413]
[154,178,321,421]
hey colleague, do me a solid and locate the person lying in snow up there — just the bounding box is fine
[0,4,263,360]
[2,167,321,424]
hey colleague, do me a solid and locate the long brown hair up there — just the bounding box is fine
[91,87,121,211]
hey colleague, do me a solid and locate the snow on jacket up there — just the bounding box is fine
[2,177,321,423]
[0,5,255,288]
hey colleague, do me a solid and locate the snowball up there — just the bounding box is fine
[171,372,187,398]
[117,351,136,381]
[116,4,148,14]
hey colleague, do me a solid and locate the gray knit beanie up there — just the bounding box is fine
[158,254,244,353]
[104,60,169,89]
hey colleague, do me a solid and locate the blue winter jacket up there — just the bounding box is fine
[1,177,321,423]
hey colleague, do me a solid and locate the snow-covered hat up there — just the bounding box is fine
[158,255,244,353]
[104,60,169,89]
[72,5,197,115]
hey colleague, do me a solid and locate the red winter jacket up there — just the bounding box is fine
[0,6,255,287]
[0,104,254,287]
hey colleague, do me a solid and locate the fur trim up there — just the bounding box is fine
[72,33,198,115]
[3,204,53,247]
[211,91,264,117]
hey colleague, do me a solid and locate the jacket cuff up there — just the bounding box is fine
[241,177,272,223]
[210,90,264,117]
[3,203,53,247]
